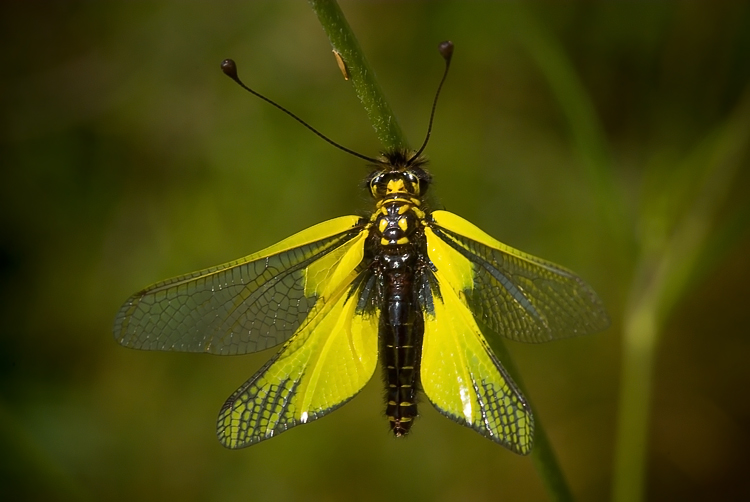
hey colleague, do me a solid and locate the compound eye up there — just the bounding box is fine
[370,173,387,198]
[405,172,420,195]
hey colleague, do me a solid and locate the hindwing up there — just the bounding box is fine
[217,230,379,447]
[421,226,533,453]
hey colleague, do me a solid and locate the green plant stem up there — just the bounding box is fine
[308,0,407,151]
[531,420,574,502]
[309,2,574,500]
[508,9,750,502]
[612,274,660,502]
[509,7,628,255]
[491,337,574,502]
[612,86,750,502]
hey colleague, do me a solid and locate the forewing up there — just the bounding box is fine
[430,211,610,343]
[421,227,533,453]
[114,216,363,355]
[217,231,378,448]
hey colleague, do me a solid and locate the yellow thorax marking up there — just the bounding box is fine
[370,197,425,224]
[381,236,410,246]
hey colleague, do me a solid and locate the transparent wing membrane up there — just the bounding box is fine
[217,231,379,447]
[430,211,610,344]
[113,216,363,355]
[422,229,533,453]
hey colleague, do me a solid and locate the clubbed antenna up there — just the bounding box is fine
[221,58,379,163]
[407,41,454,165]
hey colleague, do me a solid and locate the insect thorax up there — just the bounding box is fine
[367,151,431,248]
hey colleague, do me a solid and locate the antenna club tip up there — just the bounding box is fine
[221,58,238,79]
[438,41,454,61]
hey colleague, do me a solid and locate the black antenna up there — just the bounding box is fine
[221,59,379,164]
[407,40,454,165]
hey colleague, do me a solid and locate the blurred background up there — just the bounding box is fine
[1,2,749,501]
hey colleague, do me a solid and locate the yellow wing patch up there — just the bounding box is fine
[424,226,474,292]
[245,216,363,261]
[430,211,528,257]
[217,231,379,448]
[422,227,533,454]
[303,225,367,300]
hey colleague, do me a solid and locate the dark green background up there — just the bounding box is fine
[2,2,749,501]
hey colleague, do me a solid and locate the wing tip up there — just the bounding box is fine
[428,403,535,455]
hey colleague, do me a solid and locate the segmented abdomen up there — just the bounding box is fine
[380,264,422,437]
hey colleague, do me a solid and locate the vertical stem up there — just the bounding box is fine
[509,6,628,254]
[612,300,658,502]
[490,335,574,502]
[531,419,574,502]
[308,0,408,151]
[612,87,750,502]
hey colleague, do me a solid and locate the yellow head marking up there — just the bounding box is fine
[386,179,407,195]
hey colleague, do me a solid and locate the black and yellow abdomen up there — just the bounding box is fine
[369,182,427,437]
[378,249,422,436]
